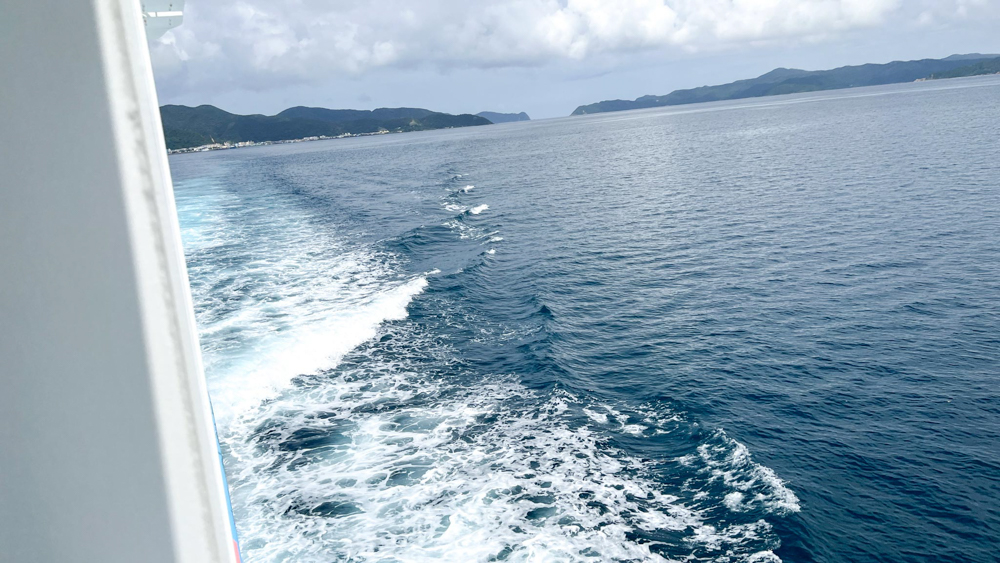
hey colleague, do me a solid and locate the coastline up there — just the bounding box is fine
[167,129,395,155]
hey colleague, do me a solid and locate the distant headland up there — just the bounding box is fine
[476,111,531,124]
[162,105,528,153]
[571,54,1000,116]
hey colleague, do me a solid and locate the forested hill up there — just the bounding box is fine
[476,111,531,123]
[161,105,491,150]
[929,56,1000,79]
[571,54,1000,116]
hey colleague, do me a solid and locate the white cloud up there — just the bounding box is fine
[149,0,999,98]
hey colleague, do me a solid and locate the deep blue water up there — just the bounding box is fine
[171,76,1000,563]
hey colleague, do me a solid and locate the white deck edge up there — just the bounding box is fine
[93,1,237,561]
[0,1,237,561]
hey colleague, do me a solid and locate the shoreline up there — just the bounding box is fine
[167,129,395,155]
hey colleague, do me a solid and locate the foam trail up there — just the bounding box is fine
[209,277,427,422]
[175,172,798,563]
[225,362,796,563]
[173,176,430,423]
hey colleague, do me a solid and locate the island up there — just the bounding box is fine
[162,105,492,152]
[571,54,1000,116]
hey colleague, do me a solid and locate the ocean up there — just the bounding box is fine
[170,76,1000,563]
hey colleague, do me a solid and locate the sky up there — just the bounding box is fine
[149,0,1000,119]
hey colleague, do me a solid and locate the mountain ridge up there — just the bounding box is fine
[929,56,1000,79]
[161,105,492,150]
[571,54,1000,116]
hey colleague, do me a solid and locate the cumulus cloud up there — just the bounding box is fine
[150,0,997,97]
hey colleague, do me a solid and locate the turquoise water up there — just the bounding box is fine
[171,76,1000,562]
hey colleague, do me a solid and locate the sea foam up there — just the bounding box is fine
[226,351,797,563]
[176,166,797,563]
[208,275,427,422]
